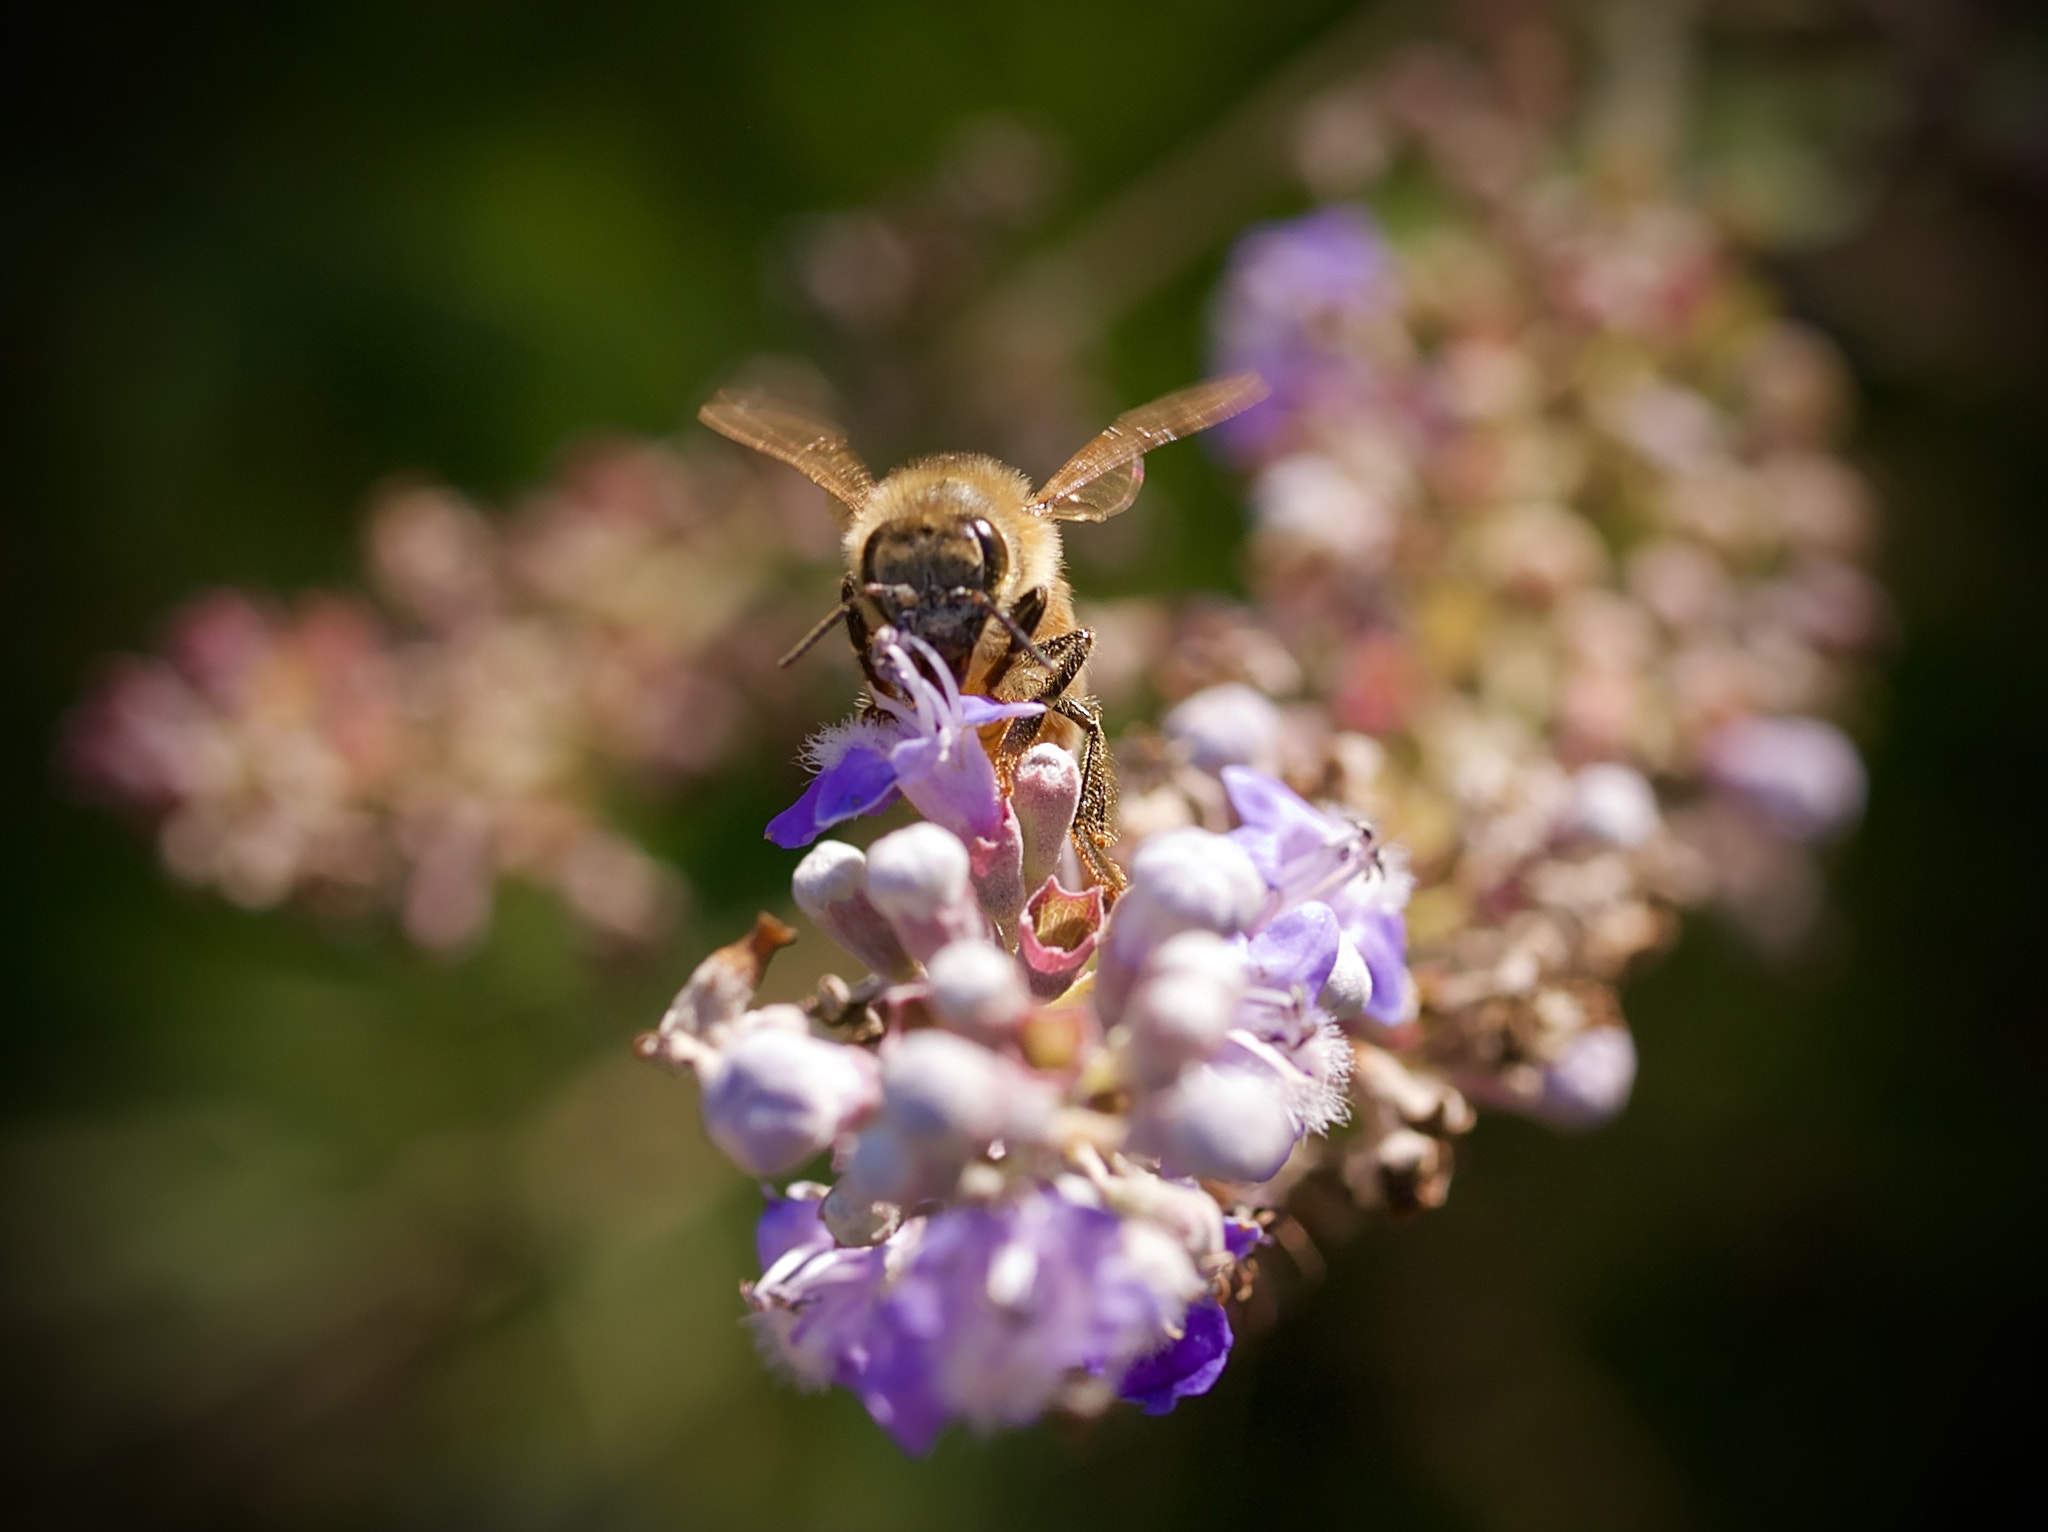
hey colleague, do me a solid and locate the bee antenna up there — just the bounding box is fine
[778,602,851,668]
[970,591,1055,671]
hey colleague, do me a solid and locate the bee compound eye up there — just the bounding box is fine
[970,518,1007,587]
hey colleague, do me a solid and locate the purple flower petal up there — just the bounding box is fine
[1247,901,1342,997]
[1351,905,1409,1024]
[1118,1301,1233,1415]
[756,1189,832,1269]
[956,694,1045,728]
[1223,1218,1264,1260]
[765,743,902,847]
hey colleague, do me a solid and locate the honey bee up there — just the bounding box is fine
[699,373,1269,893]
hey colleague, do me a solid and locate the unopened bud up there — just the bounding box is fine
[1535,1026,1637,1131]
[833,1121,930,1211]
[881,1030,1009,1149]
[965,801,1027,938]
[927,939,1031,1041]
[698,1024,880,1178]
[1565,762,1661,848]
[1123,931,1246,1085]
[819,1177,904,1247]
[1013,744,1082,893]
[1137,1067,1298,1184]
[1098,830,1266,1021]
[653,912,797,1053]
[794,841,915,979]
[1163,683,1284,775]
[1317,935,1374,1022]
[865,823,983,960]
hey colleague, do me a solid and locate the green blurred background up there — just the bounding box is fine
[3,1,2044,1527]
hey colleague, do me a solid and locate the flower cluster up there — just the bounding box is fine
[63,436,841,948]
[640,631,1413,1450]
[1099,39,1882,1136]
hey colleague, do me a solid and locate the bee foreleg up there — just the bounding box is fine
[992,627,1128,897]
[1048,692,1127,896]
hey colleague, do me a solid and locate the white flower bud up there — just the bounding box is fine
[1163,683,1284,775]
[698,1026,880,1178]
[1536,1027,1637,1131]
[1565,762,1661,848]
[1137,1067,1299,1184]
[819,1178,903,1247]
[793,840,914,979]
[1098,830,1266,1021]
[834,1121,928,1209]
[882,1031,1008,1149]
[1124,935,1247,1084]
[1116,1219,1207,1307]
[865,822,983,960]
[927,939,1030,1041]
[1125,829,1268,934]
[1150,928,1246,987]
[1317,935,1374,1021]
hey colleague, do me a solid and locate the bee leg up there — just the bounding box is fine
[1049,692,1128,896]
[993,626,1091,763]
[994,628,1129,897]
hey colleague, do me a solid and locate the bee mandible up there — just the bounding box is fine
[698,373,1269,893]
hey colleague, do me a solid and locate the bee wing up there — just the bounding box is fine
[1027,372,1270,521]
[698,390,876,516]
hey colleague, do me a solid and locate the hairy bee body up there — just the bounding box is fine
[698,375,1269,893]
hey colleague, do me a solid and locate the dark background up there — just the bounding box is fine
[2,1,2042,1527]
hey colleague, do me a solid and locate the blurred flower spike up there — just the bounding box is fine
[62,438,840,950]
[645,710,1422,1449]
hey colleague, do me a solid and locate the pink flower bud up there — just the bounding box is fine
[1012,744,1081,893]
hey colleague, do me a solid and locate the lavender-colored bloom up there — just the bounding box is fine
[1118,1300,1233,1416]
[756,1184,834,1269]
[1210,204,1397,458]
[1247,901,1343,997]
[747,1197,894,1393]
[1227,766,1411,1027]
[767,630,1042,849]
[1223,766,1375,912]
[858,1185,1193,1453]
